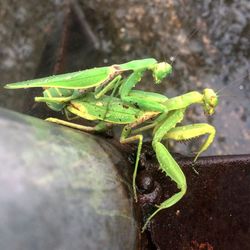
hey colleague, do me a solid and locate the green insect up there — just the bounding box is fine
[39,88,218,232]
[4,57,218,231]
[4,58,172,112]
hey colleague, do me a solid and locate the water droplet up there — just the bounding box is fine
[170,56,175,63]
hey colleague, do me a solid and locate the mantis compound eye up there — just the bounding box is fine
[152,62,172,84]
[203,88,219,115]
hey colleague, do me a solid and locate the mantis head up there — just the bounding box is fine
[152,62,172,84]
[202,88,219,115]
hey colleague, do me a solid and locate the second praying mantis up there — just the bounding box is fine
[39,88,218,232]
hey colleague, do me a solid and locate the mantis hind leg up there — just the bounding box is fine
[46,118,109,132]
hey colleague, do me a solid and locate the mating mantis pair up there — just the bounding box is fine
[4,58,218,231]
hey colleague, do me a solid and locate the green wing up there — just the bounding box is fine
[4,66,112,89]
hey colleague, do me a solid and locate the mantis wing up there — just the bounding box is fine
[4,66,114,89]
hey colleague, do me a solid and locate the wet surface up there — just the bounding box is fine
[137,150,250,250]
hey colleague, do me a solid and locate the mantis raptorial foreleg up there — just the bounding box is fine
[165,123,216,161]
[119,77,169,112]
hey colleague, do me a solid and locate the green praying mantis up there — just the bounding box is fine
[4,58,172,111]
[4,58,218,232]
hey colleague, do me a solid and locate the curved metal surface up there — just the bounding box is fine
[0,107,137,250]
